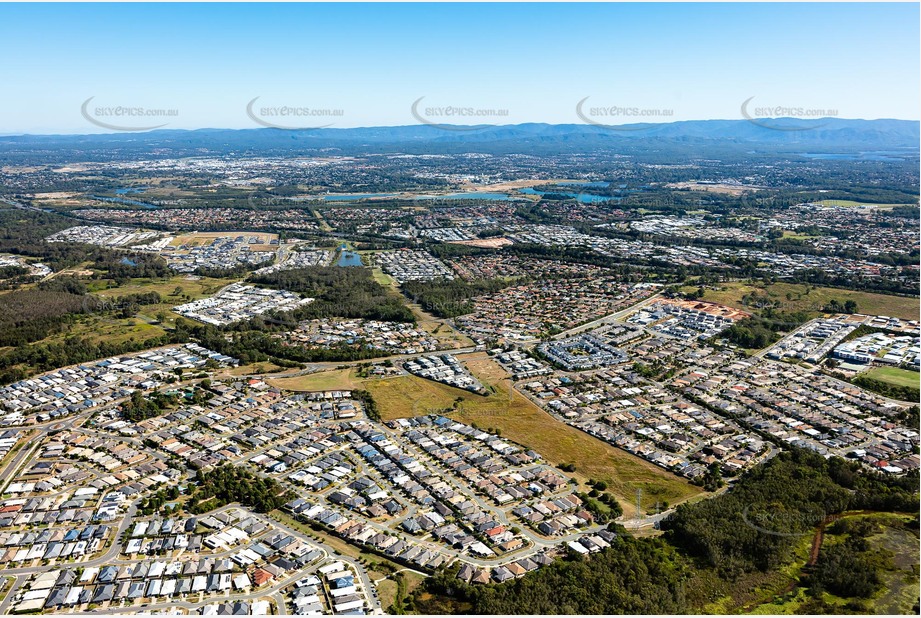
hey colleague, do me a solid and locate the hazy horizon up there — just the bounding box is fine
[2,116,919,140]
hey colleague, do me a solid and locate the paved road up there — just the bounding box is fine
[0,501,139,577]
[550,293,664,340]
[0,576,26,614]
[272,591,288,615]
[1,409,91,433]
[0,410,96,495]
[265,509,380,613]
[0,434,42,494]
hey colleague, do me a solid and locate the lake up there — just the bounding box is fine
[91,195,159,209]
[518,187,618,204]
[336,248,363,267]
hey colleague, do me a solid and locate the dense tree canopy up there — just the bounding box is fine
[417,449,919,614]
[190,464,292,513]
[420,534,688,615]
[250,266,414,322]
[662,450,917,578]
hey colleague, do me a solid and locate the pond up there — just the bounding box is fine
[336,248,363,267]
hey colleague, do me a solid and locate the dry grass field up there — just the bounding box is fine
[170,231,278,247]
[688,281,918,321]
[268,368,361,392]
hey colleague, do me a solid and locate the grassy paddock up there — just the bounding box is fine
[816,199,915,209]
[376,353,702,514]
[861,366,920,390]
[268,368,361,392]
[90,274,237,301]
[690,281,919,321]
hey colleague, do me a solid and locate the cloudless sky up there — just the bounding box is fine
[0,2,918,134]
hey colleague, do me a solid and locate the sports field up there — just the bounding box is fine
[862,366,920,390]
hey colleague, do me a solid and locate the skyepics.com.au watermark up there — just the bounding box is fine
[81,97,178,131]
[740,195,809,209]
[576,96,674,131]
[741,96,838,131]
[246,97,344,130]
[80,295,151,315]
[742,505,827,537]
[411,97,509,131]
[247,193,291,209]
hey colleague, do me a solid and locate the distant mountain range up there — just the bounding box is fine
[1,119,918,160]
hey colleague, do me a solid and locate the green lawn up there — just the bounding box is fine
[89,274,238,302]
[781,230,822,240]
[269,368,361,392]
[370,267,396,286]
[862,366,920,390]
[45,315,166,346]
[816,199,916,209]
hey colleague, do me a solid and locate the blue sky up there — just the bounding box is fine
[0,2,918,134]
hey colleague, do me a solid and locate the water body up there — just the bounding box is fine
[115,187,147,195]
[323,193,397,201]
[518,187,618,204]
[91,195,160,209]
[336,247,363,267]
[120,257,137,266]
